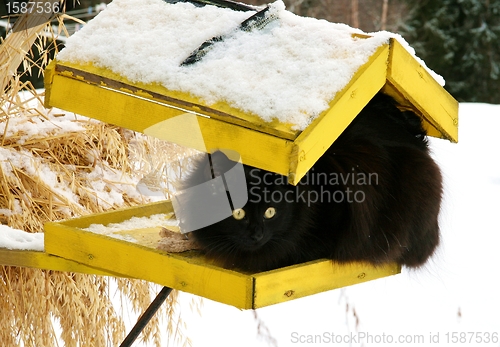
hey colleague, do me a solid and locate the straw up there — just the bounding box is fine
[1,9,197,347]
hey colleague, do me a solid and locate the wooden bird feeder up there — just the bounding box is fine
[2,0,457,312]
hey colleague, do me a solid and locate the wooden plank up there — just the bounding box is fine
[58,200,174,229]
[45,61,299,140]
[44,62,294,178]
[44,206,255,309]
[386,38,459,143]
[253,261,400,308]
[288,44,390,184]
[0,248,124,276]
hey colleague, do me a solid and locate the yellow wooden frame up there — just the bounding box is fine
[44,38,458,185]
[0,249,124,277]
[43,200,400,309]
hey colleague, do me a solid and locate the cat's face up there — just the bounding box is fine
[203,167,297,251]
[185,153,316,272]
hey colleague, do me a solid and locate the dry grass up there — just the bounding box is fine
[0,10,200,347]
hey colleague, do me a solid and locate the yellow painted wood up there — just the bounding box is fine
[56,200,174,228]
[288,44,389,184]
[44,61,299,140]
[44,61,293,177]
[386,39,459,143]
[44,230,254,309]
[0,248,124,276]
[253,261,400,308]
[43,200,401,309]
[44,201,254,309]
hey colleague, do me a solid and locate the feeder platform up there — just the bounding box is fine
[40,200,400,309]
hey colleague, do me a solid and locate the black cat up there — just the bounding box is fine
[176,93,442,272]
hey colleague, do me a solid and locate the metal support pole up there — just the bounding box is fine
[120,286,173,347]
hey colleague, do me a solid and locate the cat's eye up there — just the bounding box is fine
[264,207,276,219]
[232,208,245,220]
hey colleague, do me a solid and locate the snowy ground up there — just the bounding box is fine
[167,102,500,347]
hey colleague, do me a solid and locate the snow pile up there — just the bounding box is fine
[84,212,177,234]
[0,110,86,145]
[57,0,440,130]
[83,213,178,243]
[0,225,44,251]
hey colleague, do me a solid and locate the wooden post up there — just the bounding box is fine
[381,0,389,30]
[351,0,359,28]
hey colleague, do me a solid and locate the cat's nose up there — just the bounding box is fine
[250,227,264,242]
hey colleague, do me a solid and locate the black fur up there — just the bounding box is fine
[178,93,442,272]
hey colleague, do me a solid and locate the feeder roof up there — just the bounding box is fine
[45,0,458,185]
[56,0,443,131]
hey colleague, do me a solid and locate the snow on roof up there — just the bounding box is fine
[57,0,442,130]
